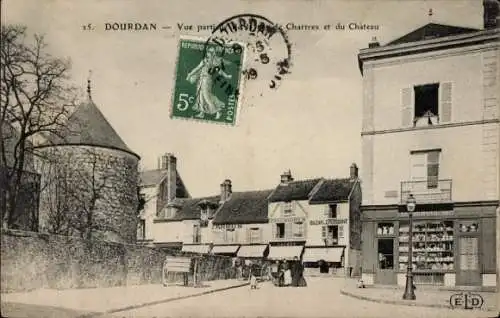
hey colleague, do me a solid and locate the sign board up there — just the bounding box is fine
[310,218,348,226]
[269,217,306,223]
[165,256,192,273]
[213,224,243,230]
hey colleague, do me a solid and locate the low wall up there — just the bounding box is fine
[1,229,234,292]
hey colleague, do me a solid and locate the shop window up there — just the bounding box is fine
[459,222,479,233]
[377,239,394,269]
[326,204,337,218]
[377,222,395,236]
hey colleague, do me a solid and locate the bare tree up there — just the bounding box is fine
[0,24,77,229]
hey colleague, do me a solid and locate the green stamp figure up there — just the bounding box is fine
[171,36,245,125]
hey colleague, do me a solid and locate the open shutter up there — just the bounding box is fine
[272,224,277,239]
[338,225,344,238]
[401,87,413,127]
[246,228,251,243]
[410,153,427,181]
[440,82,452,123]
[321,226,327,239]
[285,223,292,239]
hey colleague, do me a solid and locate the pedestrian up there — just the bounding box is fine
[249,265,258,290]
[283,260,292,287]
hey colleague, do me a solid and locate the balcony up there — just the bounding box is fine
[271,234,306,242]
[400,179,452,204]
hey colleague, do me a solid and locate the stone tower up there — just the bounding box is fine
[36,81,140,243]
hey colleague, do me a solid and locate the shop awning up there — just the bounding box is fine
[211,245,240,254]
[237,245,268,258]
[302,247,344,263]
[267,245,304,260]
[181,244,211,254]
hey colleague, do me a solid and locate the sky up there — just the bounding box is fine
[3,0,483,197]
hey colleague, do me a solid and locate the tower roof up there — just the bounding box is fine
[45,98,139,158]
[386,23,479,46]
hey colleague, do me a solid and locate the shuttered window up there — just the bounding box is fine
[411,150,440,189]
[440,82,452,123]
[401,87,413,127]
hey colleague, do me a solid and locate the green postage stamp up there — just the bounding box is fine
[170,36,245,125]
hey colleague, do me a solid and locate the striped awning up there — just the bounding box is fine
[237,245,268,258]
[302,247,344,263]
[211,245,240,254]
[181,244,211,254]
[267,245,304,260]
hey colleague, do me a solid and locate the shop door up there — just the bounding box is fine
[375,238,396,285]
[456,236,481,286]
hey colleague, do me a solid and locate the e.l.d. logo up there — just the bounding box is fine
[449,292,484,310]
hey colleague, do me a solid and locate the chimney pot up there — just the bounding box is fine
[280,170,294,184]
[220,179,232,202]
[350,163,359,180]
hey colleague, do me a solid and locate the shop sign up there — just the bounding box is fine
[213,224,243,230]
[399,211,454,217]
[310,219,347,226]
[269,217,306,223]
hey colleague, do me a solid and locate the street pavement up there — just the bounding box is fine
[1,277,498,318]
[109,277,497,318]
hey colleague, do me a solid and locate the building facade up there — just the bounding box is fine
[138,153,190,244]
[267,167,362,276]
[358,19,499,287]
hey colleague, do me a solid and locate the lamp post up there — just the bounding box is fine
[403,194,416,300]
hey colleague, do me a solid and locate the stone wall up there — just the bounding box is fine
[36,145,139,243]
[1,229,235,293]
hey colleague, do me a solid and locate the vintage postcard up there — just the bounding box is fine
[1,0,499,318]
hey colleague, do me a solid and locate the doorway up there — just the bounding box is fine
[456,236,481,286]
[375,238,396,285]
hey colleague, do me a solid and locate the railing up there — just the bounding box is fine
[400,179,452,204]
[271,234,305,241]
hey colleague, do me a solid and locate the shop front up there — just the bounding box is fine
[361,203,497,288]
[302,246,345,275]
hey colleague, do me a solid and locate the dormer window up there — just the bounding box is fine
[200,209,209,227]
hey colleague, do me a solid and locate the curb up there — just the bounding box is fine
[340,289,496,313]
[78,282,250,318]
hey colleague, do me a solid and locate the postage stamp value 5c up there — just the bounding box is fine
[170,36,245,125]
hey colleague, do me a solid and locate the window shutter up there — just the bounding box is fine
[321,226,326,239]
[401,87,413,127]
[324,205,330,218]
[285,223,292,239]
[440,82,452,123]
[246,228,251,243]
[272,224,277,239]
[338,225,344,238]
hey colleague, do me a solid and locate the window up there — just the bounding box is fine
[414,83,439,120]
[165,207,175,219]
[326,204,337,218]
[193,224,201,243]
[276,223,285,238]
[225,228,236,243]
[283,201,293,216]
[411,150,441,189]
[137,219,145,240]
[200,209,209,227]
[322,225,339,244]
[249,228,261,243]
[293,222,305,238]
[378,238,394,269]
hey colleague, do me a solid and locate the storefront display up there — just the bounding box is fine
[398,221,454,273]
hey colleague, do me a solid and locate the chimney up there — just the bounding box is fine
[368,36,380,48]
[484,0,500,29]
[161,153,177,203]
[220,179,232,202]
[280,170,294,185]
[350,163,359,180]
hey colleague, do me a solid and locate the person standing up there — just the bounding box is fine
[283,261,292,287]
[291,256,300,287]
